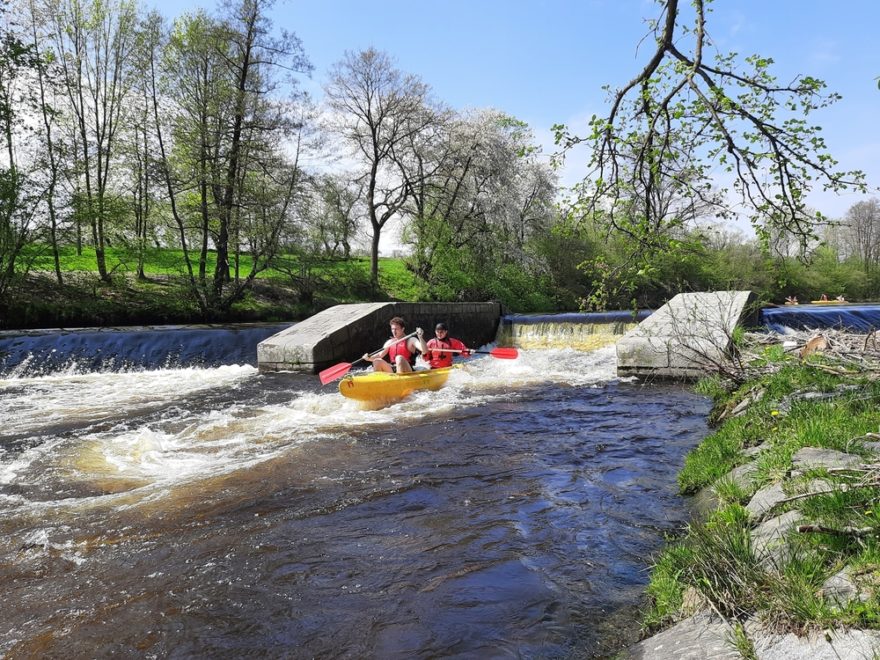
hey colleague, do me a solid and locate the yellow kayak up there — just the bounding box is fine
[339,367,455,404]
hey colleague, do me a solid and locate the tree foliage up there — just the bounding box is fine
[0,0,42,301]
[149,0,312,315]
[555,0,867,308]
[398,109,558,307]
[6,0,880,323]
[43,0,140,282]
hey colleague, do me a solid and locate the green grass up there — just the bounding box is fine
[20,244,211,275]
[643,542,692,631]
[751,397,880,488]
[729,622,758,660]
[693,374,732,402]
[644,504,762,629]
[644,498,875,633]
[647,354,880,639]
[713,475,752,507]
[19,244,422,297]
[772,549,840,623]
[680,358,870,495]
[6,245,425,328]
[377,258,422,300]
[20,243,297,279]
[683,385,880,497]
[679,415,764,494]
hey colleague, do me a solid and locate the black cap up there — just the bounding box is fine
[435,322,447,330]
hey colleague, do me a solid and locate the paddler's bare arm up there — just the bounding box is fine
[415,327,427,354]
[363,344,390,362]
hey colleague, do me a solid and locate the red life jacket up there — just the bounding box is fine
[388,338,415,368]
[425,337,467,369]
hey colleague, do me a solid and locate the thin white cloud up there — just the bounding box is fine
[808,39,841,66]
[727,11,746,37]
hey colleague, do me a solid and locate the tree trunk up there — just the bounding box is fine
[370,228,380,290]
[31,17,63,285]
[213,0,257,310]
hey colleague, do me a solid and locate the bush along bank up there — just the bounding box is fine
[625,331,880,659]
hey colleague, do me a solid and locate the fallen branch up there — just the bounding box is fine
[797,524,877,538]
[778,485,850,505]
[823,465,880,475]
[810,364,861,377]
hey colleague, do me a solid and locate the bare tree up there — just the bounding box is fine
[124,10,166,280]
[840,199,880,273]
[44,0,139,282]
[324,48,435,290]
[0,0,42,300]
[24,0,65,284]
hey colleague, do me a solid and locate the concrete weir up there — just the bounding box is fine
[616,291,758,379]
[257,302,502,373]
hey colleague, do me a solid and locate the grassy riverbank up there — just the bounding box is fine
[642,335,880,654]
[3,248,421,329]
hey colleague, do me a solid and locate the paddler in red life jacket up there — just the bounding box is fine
[423,322,470,369]
[363,316,427,373]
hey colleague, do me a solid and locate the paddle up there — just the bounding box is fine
[430,347,519,359]
[318,330,419,385]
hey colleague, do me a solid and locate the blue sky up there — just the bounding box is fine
[150,0,879,220]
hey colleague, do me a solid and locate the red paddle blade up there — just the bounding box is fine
[489,347,519,359]
[318,362,353,385]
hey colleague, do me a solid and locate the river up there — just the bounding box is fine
[0,325,710,658]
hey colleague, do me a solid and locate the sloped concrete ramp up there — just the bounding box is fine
[616,291,757,379]
[257,302,501,373]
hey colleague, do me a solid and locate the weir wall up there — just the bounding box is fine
[257,302,502,373]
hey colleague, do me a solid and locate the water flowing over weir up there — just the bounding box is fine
[498,310,651,351]
[0,323,289,377]
[0,318,710,658]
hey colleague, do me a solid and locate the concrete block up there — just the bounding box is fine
[617,290,756,379]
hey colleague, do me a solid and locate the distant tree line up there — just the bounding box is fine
[558,202,880,311]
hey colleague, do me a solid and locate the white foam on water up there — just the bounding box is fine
[9,526,87,565]
[0,434,69,486]
[325,344,620,417]
[0,346,620,513]
[0,364,256,436]
[456,344,619,388]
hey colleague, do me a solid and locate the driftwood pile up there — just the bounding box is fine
[740,329,880,379]
[710,329,880,423]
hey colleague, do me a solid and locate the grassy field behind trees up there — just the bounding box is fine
[4,247,416,328]
[5,223,880,330]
